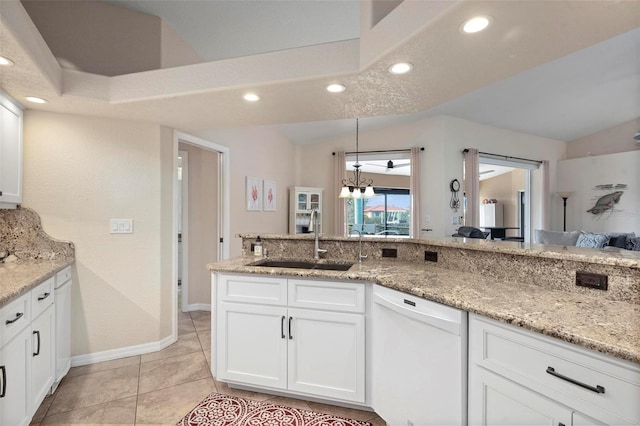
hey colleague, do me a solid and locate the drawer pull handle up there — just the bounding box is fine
[281,316,286,339]
[38,292,51,301]
[33,330,41,356]
[546,366,605,394]
[5,312,23,325]
[288,316,293,340]
[0,365,5,398]
[403,299,416,307]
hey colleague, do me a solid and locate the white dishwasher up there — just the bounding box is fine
[372,284,467,426]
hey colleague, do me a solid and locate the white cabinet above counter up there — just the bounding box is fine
[0,91,23,209]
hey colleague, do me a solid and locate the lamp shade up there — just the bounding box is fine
[339,186,351,198]
[363,186,375,198]
[556,191,574,199]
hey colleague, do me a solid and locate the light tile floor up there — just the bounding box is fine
[31,310,385,426]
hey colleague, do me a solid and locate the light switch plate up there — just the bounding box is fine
[110,219,134,234]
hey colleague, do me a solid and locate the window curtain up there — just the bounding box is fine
[410,146,421,238]
[540,160,550,230]
[463,148,480,227]
[334,151,346,236]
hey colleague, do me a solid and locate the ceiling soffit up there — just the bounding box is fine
[0,0,638,134]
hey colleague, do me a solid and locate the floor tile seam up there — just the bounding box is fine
[135,376,217,402]
[139,347,206,365]
[136,370,213,396]
[43,394,141,419]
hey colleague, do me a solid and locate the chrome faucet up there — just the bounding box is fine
[308,209,327,259]
[351,229,368,263]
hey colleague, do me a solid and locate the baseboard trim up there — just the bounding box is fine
[71,334,176,367]
[183,303,211,312]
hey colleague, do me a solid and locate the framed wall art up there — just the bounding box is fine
[263,180,277,211]
[246,176,262,211]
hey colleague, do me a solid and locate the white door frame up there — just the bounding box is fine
[172,131,230,339]
[178,150,189,312]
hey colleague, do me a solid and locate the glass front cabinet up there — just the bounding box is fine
[289,187,323,234]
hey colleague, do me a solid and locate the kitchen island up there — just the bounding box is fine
[209,234,640,425]
[210,233,639,363]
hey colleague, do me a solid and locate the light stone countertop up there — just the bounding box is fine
[0,258,74,307]
[239,233,640,269]
[209,256,640,365]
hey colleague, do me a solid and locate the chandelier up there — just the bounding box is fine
[339,118,375,199]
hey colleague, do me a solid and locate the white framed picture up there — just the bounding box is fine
[263,180,277,211]
[246,176,262,211]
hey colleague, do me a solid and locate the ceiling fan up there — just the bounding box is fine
[365,160,411,172]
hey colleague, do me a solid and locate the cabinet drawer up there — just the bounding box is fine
[470,314,640,424]
[217,274,287,306]
[288,279,365,313]
[31,276,55,319]
[56,266,72,284]
[0,293,30,346]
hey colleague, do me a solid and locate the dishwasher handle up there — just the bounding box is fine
[374,293,461,335]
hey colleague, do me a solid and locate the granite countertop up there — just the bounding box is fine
[0,258,74,307]
[238,233,640,269]
[209,256,640,365]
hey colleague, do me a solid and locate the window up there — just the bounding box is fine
[347,188,411,237]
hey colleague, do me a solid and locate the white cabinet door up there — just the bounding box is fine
[31,305,55,411]
[216,302,287,390]
[287,308,365,403]
[0,327,31,426]
[0,96,23,205]
[572,411,607,426]
[469,367,572,426]
[54,280,72,386]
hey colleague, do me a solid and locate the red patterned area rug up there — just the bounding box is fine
[176,393,372,426]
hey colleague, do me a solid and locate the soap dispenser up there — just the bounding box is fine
[254,236,263,257]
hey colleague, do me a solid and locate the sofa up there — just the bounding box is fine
[534,229,640,251]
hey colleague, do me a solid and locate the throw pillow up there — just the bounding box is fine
[625,237,640,251]
[608,235,628,248]
[576,232,609,248]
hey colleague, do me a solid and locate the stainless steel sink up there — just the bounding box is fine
[251,259,353,271]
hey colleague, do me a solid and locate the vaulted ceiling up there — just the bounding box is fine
[1,0,638,143]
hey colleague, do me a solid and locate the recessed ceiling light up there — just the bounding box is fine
[0,56,14,66]
[461,16,492,34]
[388,62,413,75]
[25,96,48,104]
[243,93,260,102]
[326,84,346,93]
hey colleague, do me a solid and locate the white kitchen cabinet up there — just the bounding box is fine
[215,274,365,404]
[217,302,288,389]
[30,304,55,410]
[468,314,640,426]
[471,366,572,426]
[0,92,23,208]
[0,293,31,426]
[287,307,364,402]
[289,187,323,234]
[53,267,72,392]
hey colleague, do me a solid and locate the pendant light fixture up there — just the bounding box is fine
[339,118,375,199]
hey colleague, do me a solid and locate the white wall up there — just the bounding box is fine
[198,126,297,257]
[22,110,174,356]
[566,117,640,159]
[297,115,567,240]
[557,151,640,234]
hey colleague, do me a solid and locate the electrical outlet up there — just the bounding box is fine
[576,271,608,290]
[381,248,398,258]
[424,251,438,262]
[451,216,459,225]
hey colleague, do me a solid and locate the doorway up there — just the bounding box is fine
[172,131,230,340]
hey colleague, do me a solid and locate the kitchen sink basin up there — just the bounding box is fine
[251,259,354,271]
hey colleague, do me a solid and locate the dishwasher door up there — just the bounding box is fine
[371,284,467,426]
